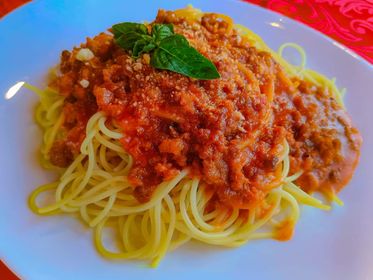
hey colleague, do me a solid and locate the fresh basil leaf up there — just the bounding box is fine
[112,23,152,51]
[151,24,174,42]
[112,22,220,80]
[151,34,220,80]
[115,32,147,51]
[112,22,148,38]
[133,40,156,57]
[142,42,157,53]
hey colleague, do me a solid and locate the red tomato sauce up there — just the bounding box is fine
[49,10,361,209]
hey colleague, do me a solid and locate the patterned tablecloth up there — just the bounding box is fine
[0,0,372,279]
[246,0,373,63]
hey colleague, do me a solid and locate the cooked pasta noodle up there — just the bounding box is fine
[27,6,361,267]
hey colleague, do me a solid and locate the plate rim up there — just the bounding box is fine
[0,0,372,279]
[1,0,371,69]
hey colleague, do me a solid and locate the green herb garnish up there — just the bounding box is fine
[112,22,220,80]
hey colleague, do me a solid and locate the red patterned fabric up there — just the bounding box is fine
[245,0,373,63]
[0,0,372,279]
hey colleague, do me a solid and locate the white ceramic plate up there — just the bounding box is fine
[1,0,372,279]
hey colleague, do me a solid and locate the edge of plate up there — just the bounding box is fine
[0,0,371,279]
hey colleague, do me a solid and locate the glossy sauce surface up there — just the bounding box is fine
[49,10,361,208]
[274,81,361,195]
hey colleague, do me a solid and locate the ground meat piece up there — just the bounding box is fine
[49,140,74,168]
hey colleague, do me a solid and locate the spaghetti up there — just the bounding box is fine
[28,6,361,267]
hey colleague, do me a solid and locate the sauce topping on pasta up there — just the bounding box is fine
[49,9,361,208]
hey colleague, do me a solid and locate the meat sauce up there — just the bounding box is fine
[274,81,361,195]
[49,10,361,208]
